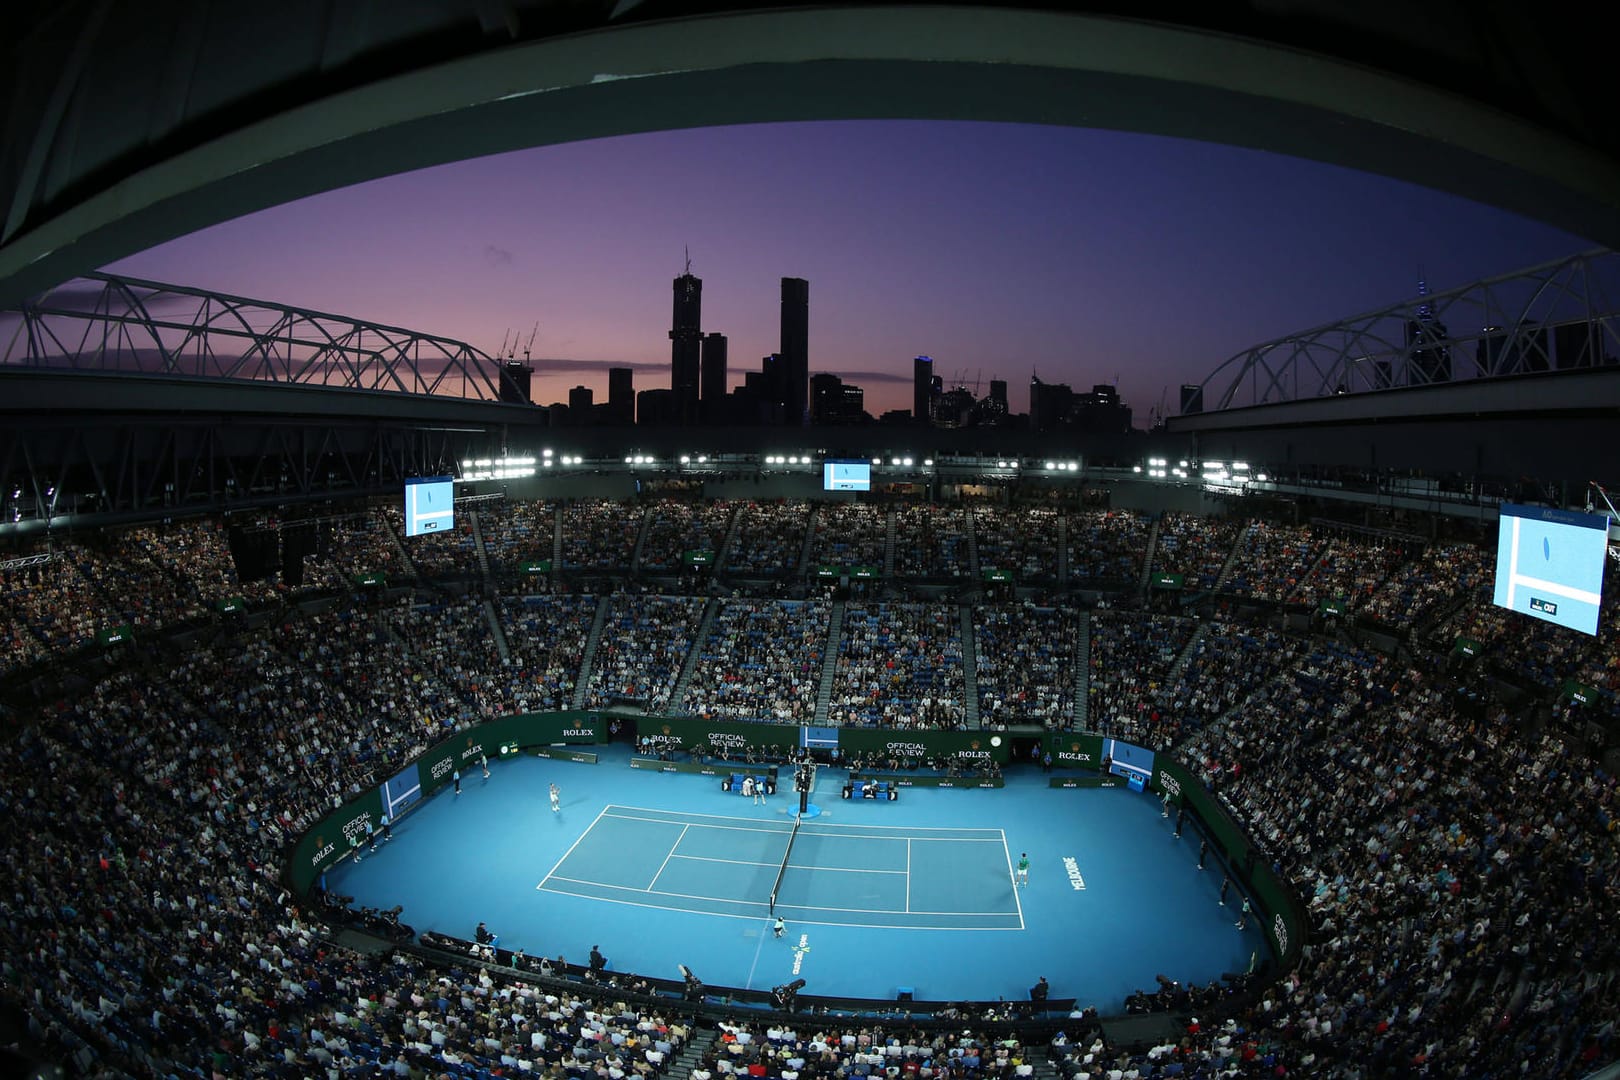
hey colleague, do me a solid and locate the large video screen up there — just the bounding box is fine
[1101,738,1156,782]
[404,476,455,537]
[823,461,871,492]
[1492,503,1609,636]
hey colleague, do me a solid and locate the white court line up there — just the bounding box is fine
[1508,572,1602,605]
[670,853,907,875]
[530,886,1027,931]
[542,876,1024,920]
[1506,516,1521,607]
[603,804,1003,837]
[906,839,911,913]
[536,805,611,889]
[1000,829,1025,930]
[646,825,689,890]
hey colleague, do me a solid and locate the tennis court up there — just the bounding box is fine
[538,805,1024,930]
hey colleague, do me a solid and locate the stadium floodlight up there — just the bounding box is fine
[1045,461,1056,470]
[1133,465,1142,473]
[1256,472,1269,482]
[902,457,913,466]
[542,448,553,457]
[871,457,882,465]
[890,458,900,466]
[1232,461,1249,471]
[680,455,690,464]
[924,459,933,466]
[624,456,632,464]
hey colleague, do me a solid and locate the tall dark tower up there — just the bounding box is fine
[913,356,934,424]
[1405,275,1451,385]
[701,332,728,420]
[670,262,703,425]
[608,367,634,424]
[780,277,809,427]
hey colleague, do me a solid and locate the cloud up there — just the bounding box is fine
[531,357,666,375]
[483,245,514,267]
[821,368,914,386]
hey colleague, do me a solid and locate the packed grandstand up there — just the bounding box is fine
[1,495,1617,1079]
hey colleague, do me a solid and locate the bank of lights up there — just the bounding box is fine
[540,450,582,468]
[461,456,537,480]
[625,455,659,465]
[1043,461,1079,471]
[678,455,711,465]
[764,455,810,465]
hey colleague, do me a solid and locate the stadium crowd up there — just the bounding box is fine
[724,502,810,576]
[1066,509,1150,587]
[676,598,829,723]
[582,594,707,710]
[827,602,965,729]
[972,603,1082,728]
[972,507,1059,582]
[3,496,1620,1077]
[893,504,970,579]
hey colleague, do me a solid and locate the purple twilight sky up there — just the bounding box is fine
[102,120,1592,424]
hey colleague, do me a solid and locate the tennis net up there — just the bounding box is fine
[768,814,802,915]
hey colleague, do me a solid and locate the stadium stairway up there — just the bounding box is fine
[883,506,897,578]
[1212,528,1246,592]
[813,599,846,726]
[482,599,510,663]
[966,506,982,577]
[667,597,719,709]
[551,506,564,569]
[1167,622,1209,686]
[960,605,982,728]
[713,503,742,573]
[382,512,420,582]
[1288,544,1336,605]
[468,510,491,580]
[570,595,612,710]
[1072,612,1091,729]
[797,504,820,576]
[630,506,654,574]
[1138,516,1162,596]
[1055,513,1068,582]
[662,1026,713,1080]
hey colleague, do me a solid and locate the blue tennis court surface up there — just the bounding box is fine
[539,805,1023,930]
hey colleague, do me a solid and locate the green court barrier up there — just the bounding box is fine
[1045,732,1105,769]
[1151,759,1303,968]
[1048,776,1124,789]
[532,747,599,763]
[288,787,384,895]
[852,772,1004,789]
[629,756,739,776]
[634,716,801,756]
[837,728,1013,764]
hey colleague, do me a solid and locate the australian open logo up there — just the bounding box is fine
[1158,773,1183,799]
[1272,913,1289,955]
[310,834,336,866]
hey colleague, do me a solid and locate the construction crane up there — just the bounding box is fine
[522,323,538,363]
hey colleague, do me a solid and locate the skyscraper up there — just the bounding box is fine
[701,332,728,419]
[779,277,809,427]
[608,367,634,425]
[1405,276,1451,385]
[670,270,702,424]
[913,356,934,424]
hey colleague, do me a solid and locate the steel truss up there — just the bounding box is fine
[1198,249,1620,410]
[0,416,501,534]
[0,272,504,400]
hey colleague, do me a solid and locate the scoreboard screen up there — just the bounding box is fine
[1492,503,1608,636]
[404,476,455,537]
